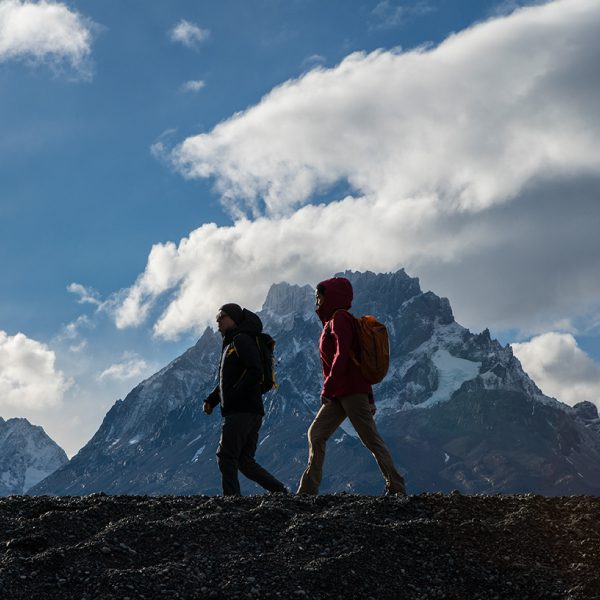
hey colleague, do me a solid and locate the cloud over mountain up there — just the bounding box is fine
[0,330,70,410]
[513,332,600,408]
[123,0,600,339]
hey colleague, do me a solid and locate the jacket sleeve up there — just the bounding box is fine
[322,311,354,398]
[205,384,221,408]
[233,333,262,392]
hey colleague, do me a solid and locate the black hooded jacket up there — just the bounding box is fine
[206,309,265,416]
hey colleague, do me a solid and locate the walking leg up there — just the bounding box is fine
[238,415,287,493]
[216,414,250,495]
[341,394,406,494]
[296,399,346,495]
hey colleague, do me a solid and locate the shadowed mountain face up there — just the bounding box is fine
[0,418,68,496]
[30,270,600,496]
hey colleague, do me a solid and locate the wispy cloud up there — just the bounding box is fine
[0,0,96,76]
[513,333,600,408]
[181,79,205,93]
[55,315,94,353]
[67,283,102,306]
[301,54,326,69]
[169,19,210,49]
[0,330,71,410]
[370,0,436,29]
[131,0,600,340]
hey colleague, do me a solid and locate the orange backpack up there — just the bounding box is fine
[333,310,390,384]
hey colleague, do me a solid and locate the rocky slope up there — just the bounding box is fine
[0,417,68,496]
[1,493,599,599]
[30,270,600,496]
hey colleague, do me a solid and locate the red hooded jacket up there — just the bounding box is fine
[316,277,373,401]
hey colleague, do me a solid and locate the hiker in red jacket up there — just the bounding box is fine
[297,276,406,495]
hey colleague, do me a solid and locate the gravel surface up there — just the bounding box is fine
[1,493,599,599]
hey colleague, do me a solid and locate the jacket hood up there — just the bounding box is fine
[236,308,263,335]
[316,277,353,323]
[222,308,263,343]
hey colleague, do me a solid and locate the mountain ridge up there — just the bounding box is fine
[30,269,600,496]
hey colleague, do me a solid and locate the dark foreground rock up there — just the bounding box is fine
[1,493,599,599]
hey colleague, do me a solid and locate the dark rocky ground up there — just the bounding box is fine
[1,493,599,600]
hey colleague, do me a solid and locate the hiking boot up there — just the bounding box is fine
[384,484,407,497]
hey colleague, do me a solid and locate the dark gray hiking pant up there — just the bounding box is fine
[216,413,285,496]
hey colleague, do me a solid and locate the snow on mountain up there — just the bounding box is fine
[29,269,600,496]
[419,349,481,409]
[0,417,68,495]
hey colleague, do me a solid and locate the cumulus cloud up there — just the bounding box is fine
[169,19,209,49]
[97,354,153,382]
[126,0,600,339]
[171,0,599,217]
[181,79,205,93]
[0,0,95,74]
[0,330,71,410]
[512,333,600,407]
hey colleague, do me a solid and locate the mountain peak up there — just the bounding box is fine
[0,417,68,495]
[336,269,424,316]
[261,282,315,317]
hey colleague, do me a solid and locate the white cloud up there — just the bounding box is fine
[67,283,101,306]
[181,79,205,93]
[171,0,599,217]
[124,0,600,339]
[169,19,209,49]
[0,0,95,74]
[98,354,152,382]
[512,333,600,407]
[0,330,71,410]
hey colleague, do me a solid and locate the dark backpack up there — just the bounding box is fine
[256,333,277,393]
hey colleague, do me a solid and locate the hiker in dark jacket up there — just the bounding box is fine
[204,303,287,496]
[296,277,406,496]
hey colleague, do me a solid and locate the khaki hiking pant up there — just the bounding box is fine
[297,393,405,495]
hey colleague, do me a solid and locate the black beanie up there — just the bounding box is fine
[219,303,244,325]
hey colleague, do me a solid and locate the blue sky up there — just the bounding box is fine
[1,0,488,336]
[1,0,600,456]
